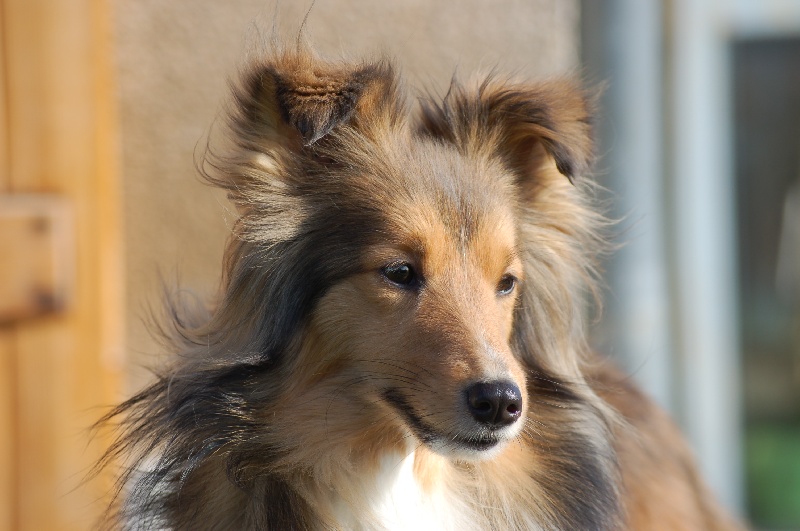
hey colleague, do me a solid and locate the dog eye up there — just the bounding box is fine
[497,274,517,296]
[382,262,417,287]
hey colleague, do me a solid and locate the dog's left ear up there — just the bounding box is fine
[419,78,594,183]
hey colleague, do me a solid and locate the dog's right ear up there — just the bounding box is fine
[232,51,402,152]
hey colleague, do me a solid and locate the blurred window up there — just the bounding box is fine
[734,37,800,529]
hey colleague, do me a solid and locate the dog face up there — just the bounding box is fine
[305,141,529,459]
[211,49,596,462]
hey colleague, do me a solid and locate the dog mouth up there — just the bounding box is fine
[382,388,506,453]
[453,433,501,451]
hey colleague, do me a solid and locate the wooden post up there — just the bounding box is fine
[0,0,124,528]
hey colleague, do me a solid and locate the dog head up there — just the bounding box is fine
[203,48,599,461]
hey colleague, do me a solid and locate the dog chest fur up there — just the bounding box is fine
[329,451,470,531]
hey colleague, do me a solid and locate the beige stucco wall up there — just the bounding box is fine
[113,0,580,390]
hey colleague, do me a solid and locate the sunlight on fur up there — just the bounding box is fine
[98,44,744,530]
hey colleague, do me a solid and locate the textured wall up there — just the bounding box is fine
[113,0,580,390]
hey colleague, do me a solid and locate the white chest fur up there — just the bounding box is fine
[330,451,473,531]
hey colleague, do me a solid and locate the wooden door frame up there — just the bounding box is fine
[0,0,124,528]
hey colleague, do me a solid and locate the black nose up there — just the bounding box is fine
[465,380,522,427]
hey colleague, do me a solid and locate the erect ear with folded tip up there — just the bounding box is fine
[235,51,402,151]
[419,78,595,183]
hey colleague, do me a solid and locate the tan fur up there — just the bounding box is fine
[101,46,744,530]
[591,364,746,530]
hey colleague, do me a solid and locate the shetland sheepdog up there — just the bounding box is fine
[102,47,743,530]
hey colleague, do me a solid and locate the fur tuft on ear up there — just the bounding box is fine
[419,77,595,182]
[270,62,371,145]
[233,50,403,149]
